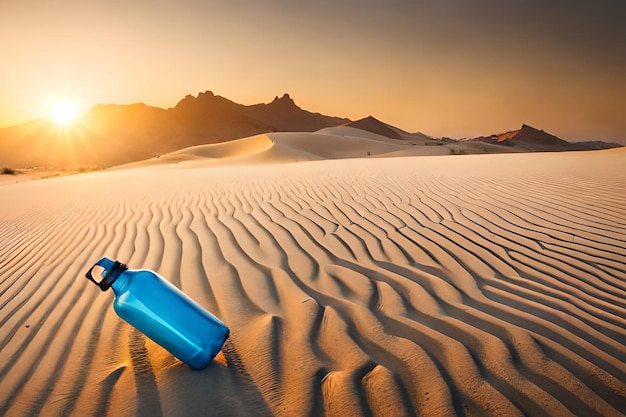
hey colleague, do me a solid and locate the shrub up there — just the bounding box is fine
[1,167,16,175]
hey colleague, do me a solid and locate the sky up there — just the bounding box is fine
[1,0,625,142]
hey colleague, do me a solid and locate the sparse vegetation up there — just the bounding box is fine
[2,167,17,175]
[75,165,102,173]
[40,165,103,179]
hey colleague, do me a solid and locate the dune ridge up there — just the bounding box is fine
[1,152,625,416]
[113,129,519,172]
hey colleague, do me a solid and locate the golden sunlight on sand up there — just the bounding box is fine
[0,146,625,416]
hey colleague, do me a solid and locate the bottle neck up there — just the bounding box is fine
[111,270,130,295]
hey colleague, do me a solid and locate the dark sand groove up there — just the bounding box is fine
[0,154,625,416]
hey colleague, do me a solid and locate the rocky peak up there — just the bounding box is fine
[520,124,542,133]
[176,90,214,104]
[343,116,403,140]
[270,93,299,109]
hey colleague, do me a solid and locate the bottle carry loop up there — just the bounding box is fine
[86,258,128,291]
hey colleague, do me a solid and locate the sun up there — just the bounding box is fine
[51,100,79,125]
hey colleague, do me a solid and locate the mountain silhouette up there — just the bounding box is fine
[1,97,620,170]
[0,91,349,169]
[343,116,404,140]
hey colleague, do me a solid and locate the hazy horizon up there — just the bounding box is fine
[2,0,625,143]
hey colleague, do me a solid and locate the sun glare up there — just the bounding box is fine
[52,100,79,125]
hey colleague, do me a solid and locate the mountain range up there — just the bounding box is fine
[0,92,621,170]
[467,124,622,152]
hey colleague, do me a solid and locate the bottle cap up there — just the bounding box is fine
[85,258,128,291]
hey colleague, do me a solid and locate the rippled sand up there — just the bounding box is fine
[1,149,625,417]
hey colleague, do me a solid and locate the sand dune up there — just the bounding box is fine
[114,129,516,172]
[1,150,625,417]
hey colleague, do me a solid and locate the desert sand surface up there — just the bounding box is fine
[0,141,625,416]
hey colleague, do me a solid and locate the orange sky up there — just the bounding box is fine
[1,0,625,143]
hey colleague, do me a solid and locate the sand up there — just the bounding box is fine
[0,137,625,416]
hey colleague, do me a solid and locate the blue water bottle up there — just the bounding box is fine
[85,258,229,370]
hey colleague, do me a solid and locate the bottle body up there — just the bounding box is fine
[86,258,229,370]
